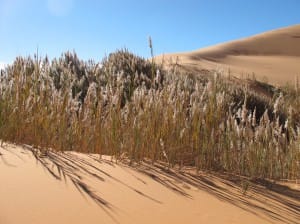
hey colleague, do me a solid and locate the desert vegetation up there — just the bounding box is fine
[0,49,299,180]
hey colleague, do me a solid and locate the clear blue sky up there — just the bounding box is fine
[1,0,300,64]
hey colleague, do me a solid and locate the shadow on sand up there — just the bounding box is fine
[132,162,299,224]
[2,144,299,224]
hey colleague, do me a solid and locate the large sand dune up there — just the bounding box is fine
[1,143,299,224]
[157,24,300,85]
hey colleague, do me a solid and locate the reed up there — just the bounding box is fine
[0,50,299,180]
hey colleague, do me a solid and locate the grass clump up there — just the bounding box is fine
[0,50,299,181]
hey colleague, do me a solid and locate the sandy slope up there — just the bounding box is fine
[156,24,300,85]
[0,143,299,224]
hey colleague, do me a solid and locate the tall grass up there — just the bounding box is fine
[0,50,299,180]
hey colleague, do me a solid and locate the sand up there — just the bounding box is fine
[0,143,299,224]
[156,24,300,85]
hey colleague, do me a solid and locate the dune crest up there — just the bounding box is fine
[157,24,300,85]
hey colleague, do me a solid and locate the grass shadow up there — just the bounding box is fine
[3,144,299,224]
[131,161,300,224]
[20,145,163,223]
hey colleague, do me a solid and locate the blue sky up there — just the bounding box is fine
[0,0,300,65]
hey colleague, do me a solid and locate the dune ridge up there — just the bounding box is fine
[157,24,300,85]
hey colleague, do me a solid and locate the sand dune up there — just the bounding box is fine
[157,24,300,85]
[1,143,299,224]
[1,25,300,224]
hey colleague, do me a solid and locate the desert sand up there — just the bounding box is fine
[1,25,300,224]
[0,143,299,224]
[156,24,300,85]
